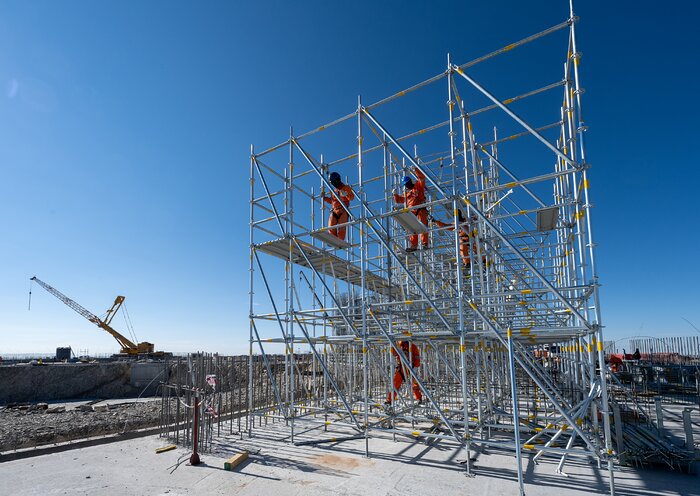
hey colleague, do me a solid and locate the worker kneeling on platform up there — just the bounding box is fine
[323,171,354,241]
[386,340,423,405]
[393,167,428,251]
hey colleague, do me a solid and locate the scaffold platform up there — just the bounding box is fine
[256,237,395,297]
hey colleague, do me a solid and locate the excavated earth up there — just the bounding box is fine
[0,400,164,452]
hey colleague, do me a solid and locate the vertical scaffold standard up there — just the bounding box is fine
[248,5,615,495]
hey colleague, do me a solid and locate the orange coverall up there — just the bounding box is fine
[323,184,354,241]
[433,219,474,265]
[393,169,428,248]
[387,341,422,403]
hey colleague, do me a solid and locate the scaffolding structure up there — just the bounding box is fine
[248,4,616,495]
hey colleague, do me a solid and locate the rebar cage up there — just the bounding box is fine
[248,4,616,494]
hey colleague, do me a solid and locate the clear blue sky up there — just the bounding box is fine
[1,1,698,355]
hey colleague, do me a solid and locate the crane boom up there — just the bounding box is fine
[30,277,101,325]
[29,276,147,354]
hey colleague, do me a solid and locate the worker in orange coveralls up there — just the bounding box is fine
[323,171,354,241]
[432,209,476,266]
[393,167,428,251]
[385,340,423,405]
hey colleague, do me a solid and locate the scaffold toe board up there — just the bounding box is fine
[310,230,352,249]
[256,237,393,296]
[393,210,429,233]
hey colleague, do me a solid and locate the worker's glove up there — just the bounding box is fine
[427,214,435,222]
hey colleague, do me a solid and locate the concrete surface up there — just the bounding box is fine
[0,427,698,496]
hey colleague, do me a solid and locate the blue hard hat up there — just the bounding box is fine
[402,176,412,186]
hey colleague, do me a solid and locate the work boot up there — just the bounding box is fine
[405,246,417,253]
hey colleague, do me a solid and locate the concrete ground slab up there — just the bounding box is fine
[0,429,698,496]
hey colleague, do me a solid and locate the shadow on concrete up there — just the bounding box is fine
[466,454,699,496]
[190,459,282,481]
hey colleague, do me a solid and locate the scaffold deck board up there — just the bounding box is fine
[256,238,394,296]
[536,206,559,232]
[393,210,428,234]
[310,230,352,249]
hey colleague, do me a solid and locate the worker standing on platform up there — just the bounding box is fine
[323,172,354,241]
[393,167,428,251]
[431,209,473,266]
[386,340,423,405]
[433,209,487,270]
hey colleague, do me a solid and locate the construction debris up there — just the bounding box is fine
[0,400,164,452]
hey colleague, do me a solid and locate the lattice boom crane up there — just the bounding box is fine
[30,276,155,355]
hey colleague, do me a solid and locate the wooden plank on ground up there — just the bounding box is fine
[155,444,177,454]
[224,451,249,470]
